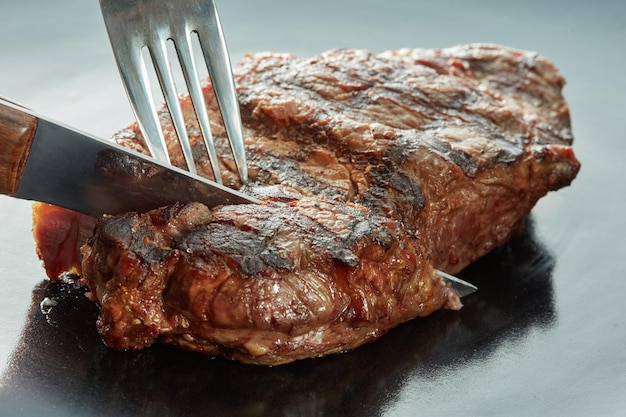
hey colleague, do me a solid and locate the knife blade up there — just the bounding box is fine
[0,97,260,217]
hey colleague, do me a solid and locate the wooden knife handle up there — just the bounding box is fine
[0,98,38,196]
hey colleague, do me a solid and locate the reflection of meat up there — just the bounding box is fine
[95,148,197,199]
[33,44,579,364]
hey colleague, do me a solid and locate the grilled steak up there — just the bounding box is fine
[33,44,580,365]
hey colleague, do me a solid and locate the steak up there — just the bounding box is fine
[33,44,580,365]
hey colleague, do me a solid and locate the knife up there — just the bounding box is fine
[0,97,260,217]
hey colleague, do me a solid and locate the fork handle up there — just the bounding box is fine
[0,98,38,195]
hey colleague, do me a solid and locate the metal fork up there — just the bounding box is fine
[99,0,247,185]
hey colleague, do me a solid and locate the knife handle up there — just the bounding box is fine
[0,99,38,195]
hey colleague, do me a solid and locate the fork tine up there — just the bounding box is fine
[100,0,171,165]
[176,32,223,184]
[148,39,197,175]
[116,44,171,165]
[196,0,248,184]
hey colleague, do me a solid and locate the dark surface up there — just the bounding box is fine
[1,1,624,416]
[0,221,555,417]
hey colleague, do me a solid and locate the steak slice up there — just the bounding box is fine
[34,44,580,365]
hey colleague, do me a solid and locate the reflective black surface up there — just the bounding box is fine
[0,221,556,416]
[1,0,625,416]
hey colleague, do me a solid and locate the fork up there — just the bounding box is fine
[99,0,247,185]
[97,0,478,299]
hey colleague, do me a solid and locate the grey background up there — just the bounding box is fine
[0,1,625,416]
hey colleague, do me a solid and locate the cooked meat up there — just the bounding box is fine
[34,44,580,365]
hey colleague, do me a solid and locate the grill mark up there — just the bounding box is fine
[176,200,395,276]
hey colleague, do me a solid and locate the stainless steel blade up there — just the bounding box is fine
[1,98,259,217]
[436,270,478,298]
